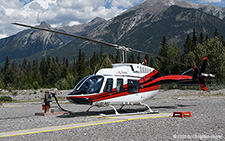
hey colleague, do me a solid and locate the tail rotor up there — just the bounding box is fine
[193,57,215,91]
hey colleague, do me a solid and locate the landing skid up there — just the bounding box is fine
[100,111,158,117]
[87,103,158,116]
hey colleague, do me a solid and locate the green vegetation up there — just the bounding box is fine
[0,96,12,102]
[0,28,224,90]
[155,28,225,87]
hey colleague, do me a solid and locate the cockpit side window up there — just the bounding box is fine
[104,78,113,92]
[127,79,139,93]
[116,79,123,93]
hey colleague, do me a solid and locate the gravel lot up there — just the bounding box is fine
[0,89,224,141]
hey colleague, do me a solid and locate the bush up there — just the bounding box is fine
[12,91,18,96]
[0,96,12,102]
[55,78,69,90]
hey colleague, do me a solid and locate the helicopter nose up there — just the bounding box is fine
[67,97,93,105]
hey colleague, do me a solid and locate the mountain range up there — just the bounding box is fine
[1,0,225,64]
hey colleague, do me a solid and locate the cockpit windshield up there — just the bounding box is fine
[70,75,104,95]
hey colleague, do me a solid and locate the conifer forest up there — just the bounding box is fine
[0,29,224,90]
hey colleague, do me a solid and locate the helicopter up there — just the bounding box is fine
[12,23,215,115]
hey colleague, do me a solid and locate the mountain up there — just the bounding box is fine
[138,0,225,19]
[0,17,106,63]
[1,0,225,64]
[59,17,106,35]
[46,2,225,60]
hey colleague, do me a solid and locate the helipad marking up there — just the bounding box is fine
[1,105,24,108]
[0,113,171,138]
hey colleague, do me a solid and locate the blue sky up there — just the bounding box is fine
[1,0,225,39]
[185,0,225,7]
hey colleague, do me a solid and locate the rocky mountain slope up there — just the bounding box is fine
[0,18,105,63]
[47,3,225,60]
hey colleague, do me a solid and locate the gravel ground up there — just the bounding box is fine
[0,89,224,141]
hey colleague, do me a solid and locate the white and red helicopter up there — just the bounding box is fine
[12,23,215,115]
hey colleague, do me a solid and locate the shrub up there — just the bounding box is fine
[0,96,12,102]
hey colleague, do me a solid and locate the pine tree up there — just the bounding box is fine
[32,57,42,89]
[144,55,149,66]
[24,61,33,89]
[108,54,114,63]
[115,51,121,63]
[21,57,27,77]
[90,52,99,72]
[100,46,104,62]
[221,35,225,47]
[3,56,10,72]
[168,42,181,74]
[214,27,219,37]
[198,32,204,44]
[72,58,78,83]
[101,55,113,68]
[61,57,68,79]
[47,58,60,87]
[184,34,192,54]
[149,57,154,67]
[127,52,135,63]
[136,53,141,63]
[154,36,170,74]
[192,28,197,50]
[76,49,86,80]
[3,56,14,88]
[39,57,47,86]
[11,60,19,88]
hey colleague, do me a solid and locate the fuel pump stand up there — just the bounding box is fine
[35,91,68,116]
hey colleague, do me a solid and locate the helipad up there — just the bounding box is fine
[0,113,171,138]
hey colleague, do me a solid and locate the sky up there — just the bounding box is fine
[0,0,225,39]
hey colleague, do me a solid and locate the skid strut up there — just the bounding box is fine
[110,105,120,115]
[86,105,95,112]
[87,105,120,115]
[140,103,158,113]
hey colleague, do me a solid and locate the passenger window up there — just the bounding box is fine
[127,79,139,93]
[116,79,123,93]
[104,78,113,92]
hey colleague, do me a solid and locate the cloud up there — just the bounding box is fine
[0,0,145,39]
[198,0,222,3]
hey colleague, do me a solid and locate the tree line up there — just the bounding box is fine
[0,28,224,90]
[155,28,225,84]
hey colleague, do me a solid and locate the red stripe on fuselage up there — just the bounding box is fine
[139,69,158,84]
[67,70,161,102]
[150,75,193,84]
[67,72,193,103]
[67,85,161,102]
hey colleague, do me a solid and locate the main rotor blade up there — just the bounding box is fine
[12,22,192,68]
[12,23,118,48]
[129,48,191,67]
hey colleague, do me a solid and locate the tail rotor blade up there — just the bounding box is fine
[199,78,207,91]
[200,57,208,74]
[192,67,198,81]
